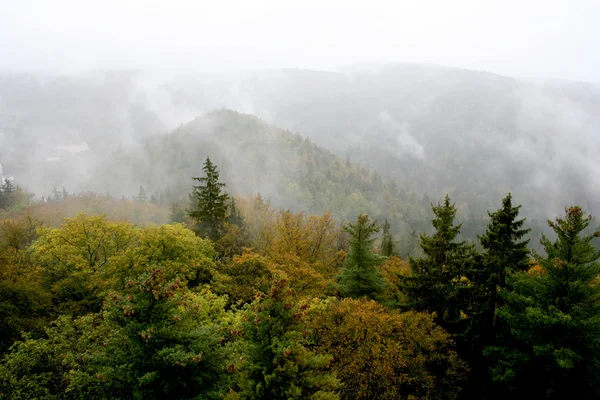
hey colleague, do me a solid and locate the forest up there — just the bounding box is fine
[1,153,599,400]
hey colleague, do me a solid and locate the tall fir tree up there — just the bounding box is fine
[486,206,600,399]
[228,197,244,228]
[400,195,477,336]
[0,178,16,208]
[188,157,230,241]
[135,185,147,202]
[381,218,395,257]
[479,193,531,330]
[234,278,339,399]
[338,214,386,299]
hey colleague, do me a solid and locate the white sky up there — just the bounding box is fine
[1,0,599,82]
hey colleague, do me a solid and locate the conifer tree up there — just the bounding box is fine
[478,193,530,330]
[338,214,386,299]
[228,197,244,228]
[135,185,147,202]
[188,157,230,241]
[400,195,477,335]
[381,218,395,257]
[486,206,600,399]
[169,203,187,223]
[52,186,61,201]
[62,187,68,199]
[0,178,16,209]
[234,278,339,399]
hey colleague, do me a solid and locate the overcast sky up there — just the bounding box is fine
[1,0,599,82]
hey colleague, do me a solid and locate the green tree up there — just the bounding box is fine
[400,195,477,336]
[0,178,16,209]
[479,193,530,330]
[188,157,230,241]
[381,218,395,257]
[486,206,600,399]
[169,203,187,224]
[228,198,244,228]
[230,278,339,399]
[338,214,386,299]
[135,185,147,202]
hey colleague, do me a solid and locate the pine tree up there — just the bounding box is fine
[381,218,395,257]
[188,157,230,241]
[486,206,600,399]
[0,178,16,208]
[62,187,68,199]
[400,195,477,335]
[228,197,244,227]
[135,185,147,202]
[479,193,530,330]
[235,278,339,399]
[338,214,386,299]
[169,203,187,223]
[52,186,61,201]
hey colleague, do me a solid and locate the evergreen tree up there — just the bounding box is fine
[381,218,395,257]
[52,186,61,201]
[400,195,477,336]
[479,193,530,330]
[62,187,68,199]
[338,214,386,299]
[135,185,147,202]
[234,278,339,399]
[169,203,187,224]
[486,206,600,399]
[228,197,244,228]
[0,178,17,209]
[188,157,230,241]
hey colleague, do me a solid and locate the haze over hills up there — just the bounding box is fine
[1,63,599,223]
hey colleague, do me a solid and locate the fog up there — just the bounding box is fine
[2,0,600,82]
[1,0,600,241]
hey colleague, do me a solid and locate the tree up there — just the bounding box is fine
[338,214,386,299]
[486,206,600,399]
[0,178,16,208]
[62,187,68,199]
[230,278,339,399]
[135,185,147,202]
[228,198,244,228]
[307,298,467,400]
[478,193,530,330]
[400,195,477,336]
[188,157,230,241]
[381,218,395,257]
[169,203,187,223]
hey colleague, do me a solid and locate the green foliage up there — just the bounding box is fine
[478,193,531,331]
[400,195,478,336]
[169,203,188,223]
[230,279,339,399]
[188,157,230,241]
[380,218,395,257]
[486,206,600,399]
[338,214,386,299]
[97,268,230,399]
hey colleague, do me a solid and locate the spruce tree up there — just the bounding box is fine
[228,197,244,227]
[486,206,600,399]
[188,157,229,241]
[381,218,395,257]
[479,193,530,330]
[0,178,16,208]
[135,185,147,202]
[400,195,476,335]
[338,214,386,299]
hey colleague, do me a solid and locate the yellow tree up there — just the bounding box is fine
[307,298,467,399]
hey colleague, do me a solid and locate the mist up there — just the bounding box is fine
[0,0,599,245]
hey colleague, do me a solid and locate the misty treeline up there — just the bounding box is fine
[1,157,600,400]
